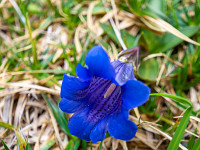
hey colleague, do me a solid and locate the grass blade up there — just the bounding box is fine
[1,139,10,150]
[64,139,80,150]
[9,0,25,25]
[82,140,87,150]
[167,107,192,150]
[73,139,81,150]
[191,138,200,150]
[0,121,25,150]
[99,141,103,150]
[65,140,73,150]
[150,93,192,107]
[40,140,56,150]
[41,93,72,137]
[90,141,93,150]
[25,143,32,150]
[187,129,197,149]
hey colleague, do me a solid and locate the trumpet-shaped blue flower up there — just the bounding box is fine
[59,45,150,143]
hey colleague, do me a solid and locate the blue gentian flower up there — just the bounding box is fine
[59,45,150,143]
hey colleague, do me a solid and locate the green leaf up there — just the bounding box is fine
[1,139,10,150]
[0,121,15,131]
[142,26,199,53]
[82,140,87,150]
[42,93,72,137]
[73,139,81,150]
[150,93,193,107]
[191,138,200,150]
[0,121,25,150]
[65,140,73,150]
[99,141,103,150]
[65,139,80,150]
[146,0,168,19]
[195,0,200,20]
[188,129,197,149]
[100,23,119,44]
[39,17,53,30]
[121,30,136,49]
[138,58,159,81]
[198,0,200,7]
[40,140,56,150]
[11,0,26,25]
[167,107,192,150]
[27,3,42,14]
[126,0,150,16]
[100,23,136,49]
[91,3,108,15]
[90,141,92,150]
[16,132,26,150]
[25,143,32,150]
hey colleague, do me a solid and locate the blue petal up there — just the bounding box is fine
[85,45,115,79]
[121,80,150,110]
[112,60,135,86]
[111,60,122,68]
[60,73,90,99]
[76,63,92,81]
[108,109,138,140]
[68,108,95,141]
[59,98,87,113]
[90,116,109,143]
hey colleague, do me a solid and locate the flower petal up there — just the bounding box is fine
[59,98,87,113]
[76,63,92,81]
[60,73,90,99]
[112,60,135,86]
[108,109,138,140]
[122,80,150,110]
[68,108,95,141]
[90,116,109,143]
[85,45,115,79]
[111,59,122,67]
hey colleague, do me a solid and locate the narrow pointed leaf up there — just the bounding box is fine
[167,107,192,150]
[150,93,192,107]
[41,93,72,137]
[40,140,56,150]
[1,139,10,150]
[187,129,197,149]
[25,143,32,150]
[191,138,200,150]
